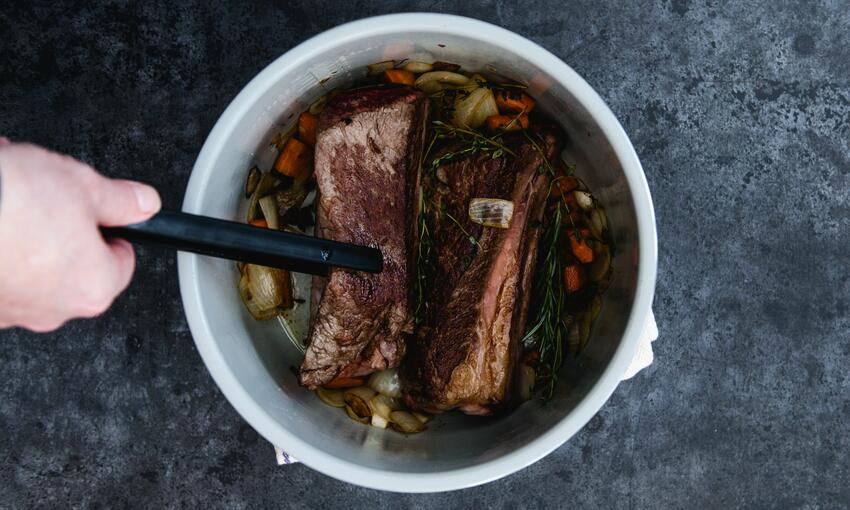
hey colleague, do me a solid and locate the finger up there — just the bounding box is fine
[0,136,10,146]
[106,238,136,296]
[93,177,161,227]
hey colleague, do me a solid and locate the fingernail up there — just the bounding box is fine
[131,182,161,214]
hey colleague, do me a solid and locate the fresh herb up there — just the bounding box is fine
[522,203,568,399]
[443,210,480,248]
[414,194,433,325]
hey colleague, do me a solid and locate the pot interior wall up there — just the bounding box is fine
[188,31,639,473]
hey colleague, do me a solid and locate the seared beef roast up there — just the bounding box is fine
[298,87,429,388]
[402,128,561,414]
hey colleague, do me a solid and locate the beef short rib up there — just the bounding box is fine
[298,87,428,388]
[402,128,561,414]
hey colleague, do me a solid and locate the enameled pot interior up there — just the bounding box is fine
[187,31,639,473]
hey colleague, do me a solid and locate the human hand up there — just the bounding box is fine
[0,139,161,332]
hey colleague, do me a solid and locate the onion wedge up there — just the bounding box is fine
[469,198,514,228]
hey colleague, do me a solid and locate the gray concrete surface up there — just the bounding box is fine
[1,1,848,507]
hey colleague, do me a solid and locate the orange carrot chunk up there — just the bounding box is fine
[569,228,594,264]
[495,90,536,113]
[383,69,415,86]
[298,111,318,146]
[274,137,312,181]
[249,218,268,228]
[563,264,585,293]
[324,377,365,389]
[485,113,529,132]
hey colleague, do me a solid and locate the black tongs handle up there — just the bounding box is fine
[101,210,383,276]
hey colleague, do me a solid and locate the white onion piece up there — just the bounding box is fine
[371,414,390,429]
[345,405,369,424]
[590,246,611,282]
[367,368,402,398]
[369,394,398,420]
[308,94,328,115]
[590,296,603,321]
[469,198,514,229]
[316,387,345,408]
[452,87,498,129]
[411,412,431,424]
[567,318,581,354]
[518,364,536,401]
[401,60,433,73]
[258,195,279,230]
[589,207,608,237]
[390,411,426,433]
[414,71,470,94]
[343,386,376,421]
[238,264,286,320]
[367,60,395,75]
[574,190,594,211]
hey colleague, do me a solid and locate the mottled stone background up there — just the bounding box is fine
[1,1,848,507]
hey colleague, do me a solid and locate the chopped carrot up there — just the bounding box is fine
[324,376,365,389]
[384,69,415,86]
[298,111,318,146]
[485,113,529,132]
[249,218,268,228]
[495,90,536,113]
[563,264,585,293]
[274,137,312,181]
[569,228,594,264]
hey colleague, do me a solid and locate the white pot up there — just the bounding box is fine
[178,13,657,492]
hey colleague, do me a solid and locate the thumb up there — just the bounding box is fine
[0,136,10,146]
[94,177,161,227]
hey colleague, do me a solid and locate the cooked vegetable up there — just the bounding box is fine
[401,60,433,73]
[316,387,346,408]
[244,165,261,199]
[298,112,318,146]
[249,218,268,228]
[275,182,309,218]
[589,207,608,238]
[574,190,594,211]
[468,198,515,229]
[371,414,390,429]
[345,405,369,424]
[518,363,536,401]
[274,138,312,181]
[411,412,431,424]
[430,61,461,72]
[238,264,293,320]
[590,245,611,282]
[495,90,536,113]
[384,69,415,86]
[325,376,365,389]
[414,71,470,94]
[369,393,400,421]
[367,368,402,398]
[308,94,328,115]
[563,264,585,294]
[367,60,396,75]
[590,296,602,321]
[258,195,280,230]
[246,172,277,222]
[484,113,529,132]
[390,411,426,433]
[552,175,579,199]
[569,229,594,263]
[579,307,593,350]
[453,87,499,129]
[344,386,376,422]
[270,125,297,151]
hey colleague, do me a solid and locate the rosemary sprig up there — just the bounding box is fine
[522,203,568,399]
